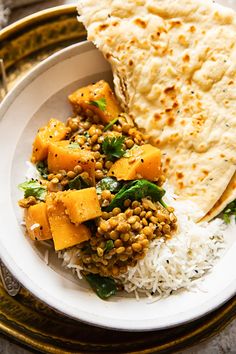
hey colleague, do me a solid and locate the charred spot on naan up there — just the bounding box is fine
[134,18,147,29]
[176,172,184,179]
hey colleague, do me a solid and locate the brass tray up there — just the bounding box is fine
[0,5,236,353]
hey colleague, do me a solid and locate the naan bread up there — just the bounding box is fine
[201,172,236,222]
[78,0,236,220]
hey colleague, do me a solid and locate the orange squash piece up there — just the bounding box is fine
[68,80,120,124]
[47,140,95,178]
[24,202,52,241]
[108,144,162,181]
[61,188,102,224]
[46,194,91,251]
[31,118,70,163]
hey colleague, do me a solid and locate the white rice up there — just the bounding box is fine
[58,248,84,280]
[25,161,41,180]
[117,184,225,297]
[44,249,49,265]
[60,183,226,298]
[30,223,40,231]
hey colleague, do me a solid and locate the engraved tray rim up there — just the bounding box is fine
[0,5,236,353]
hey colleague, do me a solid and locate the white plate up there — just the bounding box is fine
[0,41,236,331]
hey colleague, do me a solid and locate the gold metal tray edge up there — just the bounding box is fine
[0,5,236,353]
[1,5,77,41]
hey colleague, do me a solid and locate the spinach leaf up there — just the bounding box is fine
[18,180,47,201]
[36,161,48,179]
[89,97,106,111]
[96,177,122,194]
[103,117,119,132]
[106,179,166,211]
[102,136,125,160]
[85,274,117,300]
[104,240,114,253]
[222,199,236,224]
[68,175,90,190]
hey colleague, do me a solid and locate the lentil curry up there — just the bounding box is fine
[18,80,177,299]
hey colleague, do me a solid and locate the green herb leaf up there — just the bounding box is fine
[102,136,126,160]
[89,97,107,111]
[222,199,236,224]
[84,132,90,138]
[18,180,47,201]
[104,240,114,253]
[103,117,119,132]
[96,177,122,194]
[106,179,166,211]
[85,274,117,300]
[68,142,81,149]
[68,175,90,190]
[36,161,48,179]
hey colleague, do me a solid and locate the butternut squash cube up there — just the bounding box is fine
[61,187,102,224]
[24,202,52,241]
[47,140,95,179]
[32,118,70,163]
[46,194,91,251]
[108,144,162,181]
[68,80,120,124]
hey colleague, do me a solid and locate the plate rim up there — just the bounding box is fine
[0,41,236,332]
